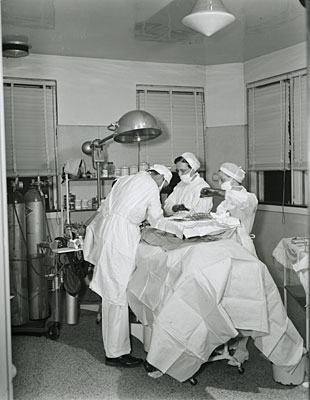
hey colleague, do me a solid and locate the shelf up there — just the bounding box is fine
[61,173,110,227]
[68,177,115,181]
[67,208,97,212]
[286,284,306,308]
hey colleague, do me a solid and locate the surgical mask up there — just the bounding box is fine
[220,180,232,191]
[180,170,192,184]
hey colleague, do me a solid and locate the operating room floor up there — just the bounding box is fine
[12,310,308,400]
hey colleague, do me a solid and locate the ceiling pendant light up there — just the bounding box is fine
[2,35,31,58]
[182,0,235,37]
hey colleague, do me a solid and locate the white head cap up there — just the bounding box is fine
[148,164,172,184]
[219,162,245,183]
[178,152,200,171]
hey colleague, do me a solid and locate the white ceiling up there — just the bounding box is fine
[1,0,307,66]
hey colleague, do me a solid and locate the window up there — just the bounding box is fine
[4,78,58,210]
[247,70,307,207]
[136,85,206,170]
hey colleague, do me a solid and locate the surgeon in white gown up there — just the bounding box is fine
[201,162,258,363]
[164,152,213,216]
[83,165,172,368]
[201,162,258,255]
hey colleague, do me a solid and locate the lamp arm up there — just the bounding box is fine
[97,134,115,146]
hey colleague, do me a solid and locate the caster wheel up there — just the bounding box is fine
[189,377,198,386]
[238,366,245,375]
[47,323,60,340]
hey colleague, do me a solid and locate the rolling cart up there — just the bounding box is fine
[12,244,64,340]
[12,244,84,340]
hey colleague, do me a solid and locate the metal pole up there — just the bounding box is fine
[96,162,101,205]
[65,174,70,224]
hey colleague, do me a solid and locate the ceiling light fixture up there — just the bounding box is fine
[2,35,32,58]
[182,0,235,37]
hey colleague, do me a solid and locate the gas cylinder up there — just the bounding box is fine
[7,190,29,326]
[24,186,49,320]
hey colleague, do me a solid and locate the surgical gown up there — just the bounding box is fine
[214,186,258,254]
[164,174,213,216]
[83,171,164,357]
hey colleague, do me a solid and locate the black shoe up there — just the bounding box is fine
[105,354,143,368]
[143,360,157,373]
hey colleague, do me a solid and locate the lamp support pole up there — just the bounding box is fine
[138,142,141,171]
[96,162,101,204]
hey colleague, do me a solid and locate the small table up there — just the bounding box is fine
[272,238,309,351]
[53,246,101,321]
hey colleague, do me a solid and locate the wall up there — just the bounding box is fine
[244,42,308,275]
[3,54,208,171]
[245,43,308,339]
[3,56,246,173]
[244,42,307,84]
[204,63,246,188]
[3,46,308,267]
[3,55,246,227]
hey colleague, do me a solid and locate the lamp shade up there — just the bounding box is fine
[2,40,31,58]
[108,110,162,143]
[182,0,235,37]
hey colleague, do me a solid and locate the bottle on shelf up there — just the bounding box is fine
[108,162,115,177]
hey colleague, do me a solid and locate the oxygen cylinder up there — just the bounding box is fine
[7,190,29,326]
[24,187,49,320]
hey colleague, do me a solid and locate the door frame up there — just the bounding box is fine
[0,4,14,400]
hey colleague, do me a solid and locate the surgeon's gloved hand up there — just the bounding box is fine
[139,220,150,230]
[200,187,224,198]
[172,204,189,213]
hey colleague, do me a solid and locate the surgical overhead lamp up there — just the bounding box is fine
[81,110,162,203]
[182,0,235,37]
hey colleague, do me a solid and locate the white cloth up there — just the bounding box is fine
[272,238,309,295]
[101,300,131,358]
[214,187,258,254]
[164,175,213,216]
[84,171,164,305]
[153,215,240,239]
[127,239,304,382]
[64,158,85,176]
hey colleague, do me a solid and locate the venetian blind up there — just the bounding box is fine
[4,79,57,177]
[292,73,307,170]
[247,80,290,171]
[136,86,205,169]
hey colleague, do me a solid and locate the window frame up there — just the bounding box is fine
[3,77,59,211]
[246,70,307,207]
[136,84,206,173]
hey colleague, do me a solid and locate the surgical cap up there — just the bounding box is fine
[149,164,172,185]
[177,152,200,172]
[219,162,245,183]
